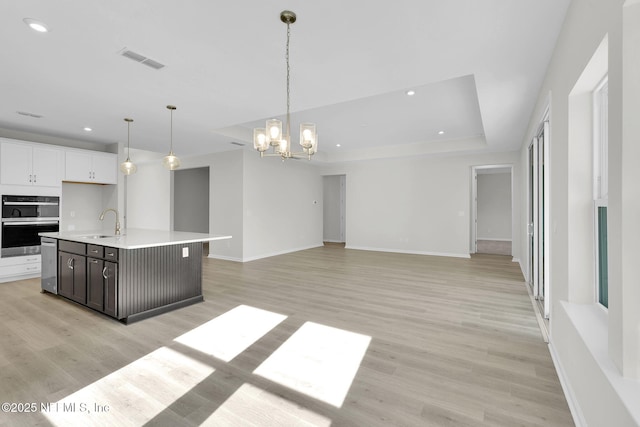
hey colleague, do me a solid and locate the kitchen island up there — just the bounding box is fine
[40,229,231,323]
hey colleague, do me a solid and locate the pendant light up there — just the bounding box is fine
[119,118,137,175]
[162,105,181,170]
[253,10,318,160]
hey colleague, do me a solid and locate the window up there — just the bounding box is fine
[594,76,608,308]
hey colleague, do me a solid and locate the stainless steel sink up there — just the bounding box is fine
[80,234,124,239]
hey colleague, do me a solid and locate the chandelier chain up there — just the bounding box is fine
[285,22,291,142]
[169,108,173,153]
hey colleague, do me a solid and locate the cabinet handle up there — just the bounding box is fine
[69,258,74,270]
[107,252,114,257]
[90,259,99,264]
[102,266,108,279]
[91,249,99,253]
[33,174,37,183]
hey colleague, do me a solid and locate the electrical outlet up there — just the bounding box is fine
[182,247,189,257]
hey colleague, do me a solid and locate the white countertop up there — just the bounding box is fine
[40,228,232,250]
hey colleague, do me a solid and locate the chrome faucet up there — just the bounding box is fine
[99,208,121,235]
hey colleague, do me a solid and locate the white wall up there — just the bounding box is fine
[60,182,116,233]
[177,150,243,261]
[242,151,323,261]
[519,0,640,425]
[476,173,512,240]
[125,148,324,263]
[125,152,171,231]
[321,151,520,259]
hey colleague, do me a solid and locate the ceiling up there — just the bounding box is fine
[0,1,571,163]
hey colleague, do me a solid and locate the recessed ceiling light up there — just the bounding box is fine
[336,144,341,147]
[83,127,92,132]
[438,130,445,135]
[405,90,416,96]
[23,18,49,33]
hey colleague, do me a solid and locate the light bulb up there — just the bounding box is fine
[120,160,137,175]
[302,129,312,141]
[269,126,280,139]
[163,153,180,170]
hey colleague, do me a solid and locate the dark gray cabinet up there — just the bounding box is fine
[87,245,118,317]
[52,237,204,323]
[59,241,118,318]
[58,241,87,304]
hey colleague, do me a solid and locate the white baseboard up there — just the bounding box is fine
[511,257,520,263]
[207,254,242,262]
[548,342,586,427]
[323,239,345,243]
[241,244,324,262]
[345,245,471,259]
[476,237,513,242]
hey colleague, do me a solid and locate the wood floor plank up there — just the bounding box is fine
[0,247,573,426]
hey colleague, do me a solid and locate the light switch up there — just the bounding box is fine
[182,247,189,257]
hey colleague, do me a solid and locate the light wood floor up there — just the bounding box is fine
[0,247,574,426]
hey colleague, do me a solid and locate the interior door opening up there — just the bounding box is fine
[471,165,513,256]
[322,175,346,245]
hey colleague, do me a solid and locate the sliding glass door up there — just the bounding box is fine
[528,119,550,318]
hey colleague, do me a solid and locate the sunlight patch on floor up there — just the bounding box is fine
[253,322,371,407]
[203,383,331,426]
[174,305,287,362]
[43,347,214,426]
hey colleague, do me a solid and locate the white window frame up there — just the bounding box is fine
[593,75,608,308]
[593,76,608,200]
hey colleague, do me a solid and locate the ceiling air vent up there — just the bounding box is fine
[230,141,245,147]
[17,111,43,118]
[119,48,165,70]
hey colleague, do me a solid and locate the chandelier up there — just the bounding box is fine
[253,10,318,160]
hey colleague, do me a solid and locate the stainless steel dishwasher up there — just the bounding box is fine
[41,237,57,294]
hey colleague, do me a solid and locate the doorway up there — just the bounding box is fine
[471,165,513,255]
[173,167,210,253]
[322,175,346,244]
[471,165,513,256]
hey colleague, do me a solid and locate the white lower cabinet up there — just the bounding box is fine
[0,255,41,283]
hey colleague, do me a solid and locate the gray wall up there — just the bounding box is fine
[323,175,345,242]
[477,172,512,240]
[173,167,209,233]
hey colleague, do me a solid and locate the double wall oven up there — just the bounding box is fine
[1,195,60,257]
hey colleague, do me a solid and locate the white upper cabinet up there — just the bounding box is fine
[0,140,62,187]
[65,150,117,184]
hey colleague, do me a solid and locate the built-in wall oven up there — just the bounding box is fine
[1,195,60,257]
